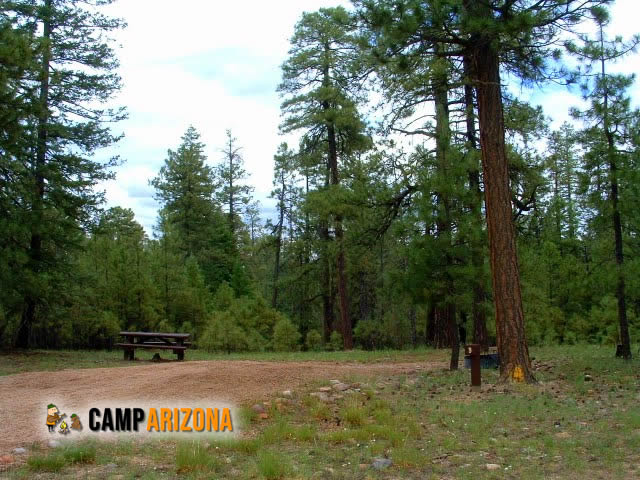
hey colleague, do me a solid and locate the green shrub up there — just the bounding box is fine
[305,329,323,351]
[272,317,301,351]
[200,311,248,353]
[199,286,290,353]
[354,318,388,350]
[328,330,343,351]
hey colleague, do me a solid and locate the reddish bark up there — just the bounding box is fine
[465,7,535,382]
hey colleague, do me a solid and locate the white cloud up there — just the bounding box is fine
[97,0,351,233]
[96,0,640,234]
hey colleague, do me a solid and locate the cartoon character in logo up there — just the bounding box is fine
[70,414,82,431]
[46,404,64,433]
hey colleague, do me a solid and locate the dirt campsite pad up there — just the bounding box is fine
[0,359,441,454]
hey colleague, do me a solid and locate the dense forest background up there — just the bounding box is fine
[1,0,639,355]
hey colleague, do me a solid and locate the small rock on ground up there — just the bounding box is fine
[486,464,500,470]
[0,455,14,465]
[12,447,27,455]
[329,379,341,384]
[282,390,293,397]
[310,392,331,402]
[48,439,61,448]
[105,463,118,470]
[332,383,350,391]
[372,458,392,470]
[251,404,266,414]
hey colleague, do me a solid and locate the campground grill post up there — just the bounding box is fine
[465,344,482,388]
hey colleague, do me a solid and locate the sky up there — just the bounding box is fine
[96,0,639,235]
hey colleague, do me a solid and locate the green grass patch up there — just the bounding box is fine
[215,437,260,454]
[26,441,96,473]
[62,442,97,464]
[255,450,290,479]
[340,399,367,427]
[175,440,219,474]
[26,453,67,473]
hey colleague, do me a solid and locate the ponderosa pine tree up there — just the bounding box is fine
[279,6,370,349]
[0,16,37,341]
[4,0,126,348]
[151,127,234,291]
[355,0,613,382]
[546,123,580,241]
[568,6,639,359]
[270,143,298,310]
[217,129,253,239]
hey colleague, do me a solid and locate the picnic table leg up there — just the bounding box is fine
[176,338,185,361]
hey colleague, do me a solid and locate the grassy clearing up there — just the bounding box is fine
[5,345,640,479]
[25,441,96,473]
[0,347,438,376]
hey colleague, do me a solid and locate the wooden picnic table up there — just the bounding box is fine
[115,331,191,361]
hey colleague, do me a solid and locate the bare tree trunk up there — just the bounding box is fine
[465,1,535,382]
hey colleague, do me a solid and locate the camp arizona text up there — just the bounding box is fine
[88,407,233,432]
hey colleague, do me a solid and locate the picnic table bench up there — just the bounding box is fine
[115,331,191,361]
[463,345,500,369]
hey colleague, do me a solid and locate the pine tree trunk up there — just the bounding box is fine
[320,219,334,343]
[466,15,535,382]
[607,109,631,361]
[463,56,489,352]
[320,45,352,349]
[600,29,632,360]
[448,303,460,370]
[409,305,417,349]
[17,0,52,348]
[326,115,352,350]
[272,171,286,309]
[426,304,435,346]
[434,48,458,365]
[432,307,451,348]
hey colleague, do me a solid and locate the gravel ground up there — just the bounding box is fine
[0,359,440,454]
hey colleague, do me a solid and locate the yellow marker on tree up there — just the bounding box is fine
[512,365,525,382]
